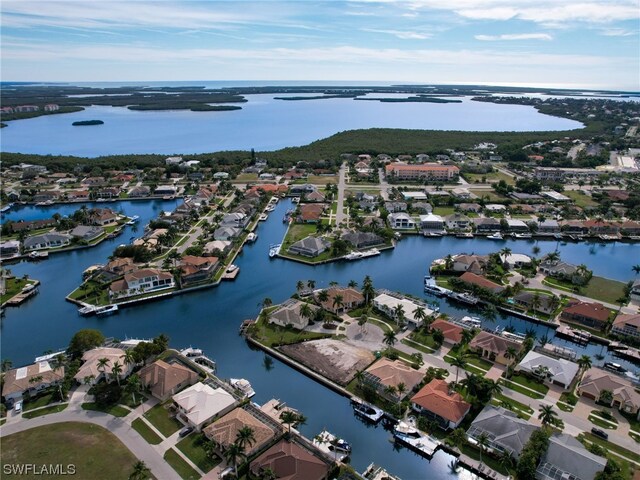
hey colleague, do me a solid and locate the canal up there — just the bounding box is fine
[2,199,639,479]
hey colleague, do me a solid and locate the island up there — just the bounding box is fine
[72,120,104,126]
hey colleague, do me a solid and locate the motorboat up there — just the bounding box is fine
[265,204,276,212]
[78,305,97,316]
[456,232,474,238]
[449,292,479,305]
[230,378,256,398]
[269,244,281,258]
[352,399,384,423]
[486,233,504,240]
[246,232,257,242]
[393,420,439,457]
[460,315,482,327]
[345,251,364,261]
[28,251,49,260]
[513,233,533,239]
[259,213,268,221]
[312,430,351,461]
[226,264,238,273]
[424,276,448,297]
[181,347,204,357]
[94,304,119,316]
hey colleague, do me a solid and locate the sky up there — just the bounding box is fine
[1,0,639,90]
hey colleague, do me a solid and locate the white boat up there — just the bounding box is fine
[78,305,97,316]
[269,196,279,204]
[265,205,276,212]
[35,200,54,206]
[352,399,384,423]
[393,420,439,457]
[513,233,533,239]
[449,292,479,305]
[486,233,504,240]
[94,304,119,316]
[0,203,14,213]
[269,244,281,258]
[424,276,449,297]
[344,251,364,261]
[226,264,238,273]
[181,347,204,357]
[259,213,269,221]
[460,315,482,327]
[28,251,49,260]
[456,232,474,238]
[246,232,257,242]
[230,378,256,398]
[312,430,351,461]
[361,248,380,258]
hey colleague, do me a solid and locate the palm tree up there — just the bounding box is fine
[530,293,542,317]
[383,330,397,348]
[97,357,110,376]
[280,410,299,433]
[296,280,304,293]
[477,432,489,465]
[538,404,558,427]
[223,442,246,476]
[260,467,277,480]
[500,247,512,259]
[393,304,405,325]
[578,355,592,370]
[235,426,256,452]
[633,265,640,275]
[125,374,141,405]
[451,354,467,384]
[546,251,560,263]
[396,382,406,399]
[358,314,367,334]
[532,245,541,257]
[1,359,13,372]
[461,328,475,345]
[412,306,427,326]
[482,304,497,322]
[261,297,273,309]
[348,279,358,288]
[537,334,549,347]
[121,350,136,370]
[362,275,374,305]
[128,460,151,480]
[299,303,313,328]
[111,360,123,386]
[307,279,316,290]
[318,289,329,303]
[504,346,518,365]
[499,451,515,475]
[384,384,397,399]
[332,294,344,313]
[444,254,454,270]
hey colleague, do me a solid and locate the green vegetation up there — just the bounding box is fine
[565,190,598,208]
[81,402,130,417]
[499,378,546,400]
[432,206,456,216]
[459,443,510,476]
[0,422,142,480]
[589,414,618,430]
[543,275,626,304]
[22,390,58,411]
[177,434,221,473]
[72,120,104,126]
[248,315,331,347]
[491,392,534,420]
[144,403,183,437]
[22,404,68,418]
[465,171,515,185]
[164,448,200,480]
[0,277,35,304]
[281,223,320,251]
[132,418,163,444]
[508,372,550,395]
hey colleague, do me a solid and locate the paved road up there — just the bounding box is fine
[378,168,390,200]
[335,162,348,226]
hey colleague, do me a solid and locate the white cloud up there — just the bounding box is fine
[361,28,433,39]
[600,28,637,37]
[475,33,553,41]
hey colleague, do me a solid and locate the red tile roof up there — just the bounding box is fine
[430,319,463,343]
[459,272,504,292]
[563,300,610,323]
[411,379,470,423]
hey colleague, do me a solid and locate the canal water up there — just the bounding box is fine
[2,199,639,479]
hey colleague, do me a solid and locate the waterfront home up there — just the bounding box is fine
[458,272,505,295]
[97,187,121,199]
[411,379,471,430]
[74,347,133,386]
[363,358,424,401]
[485,204,507,213]
[468,331,522,366]
[560,220,589,235]
[297,204,325,223]
[419,213,445,232]
[611,313,640,339]
[154,185,177,196]
[373,293,434,327]
[466,405,536,459]
[510,192,542,202]
[317,287,364,314]
[133,228,168,251]
[451,254,488,274]
[23,232,72,251]
[536,433,607,480]
[172,382,236,430]
[269,299,319,330]
[539,258,579,279]
[385,163,459,181]
[249,438,331,480]
[583,219,619,236]
[561,300,610,330]
[102,257,137,277]
[66,190,90,201]
[179,255,219,284]
[305,190,326,203]
[513,291,557,315]
[288,236,330,258]
[389,212,416,230]
[429,319,464,345]
[499,253,532,269]
[221,212,249,228]
[213,171,229,179]
[203,240,231,256]
[385,201,407,213]
[412,202,433,214]
[341,231,385,249]
[473,217,501,233]
[289,183,317,195]
[82,176,107,187]
[506,219,530,233]
[577,367,640,418]
[138,359,199,401]
[457,203,482,213]
[515,351,579,389]
[128,185,151,197]
[109,268,175,299]
[2,361,65,403]
[204,406,279,455]
[511,204,537,215]
[537,219,561,234]
[0,240,21,257]
[620,221,640,236]
[33,191,61,203]
[70,225,104,242]
[444,213,471,231]
[213,226,242,241]
[631,280,640,302]
[90,209,118,226]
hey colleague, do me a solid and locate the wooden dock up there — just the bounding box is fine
[2,281,40,307]
[456,453,509,480]
[221,268,240,280]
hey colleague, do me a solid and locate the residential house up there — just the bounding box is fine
[620,221,640,236]
[506,219,530,233]
[154,185,177,196]
[458,203,482,213]
[385,201,407,213]
[583,220,619,236]
[419,214,445,232]
[373,293,434,327]
[561,220,589,235]
[103,258,137,277]
[411,379,471,430]
[389,212,416,230]
[513,291,557,315]
[429,319,464,345]
[341,231,385,249]
[213,172,229,179]
[249,439,331,480]
[538,220,561,234]
[356,192,378,211]
[2,361,65,403]
[74,347,133,386]
[317,287,364,314]
[138,359,199,401]
[561,300,610,330]
[458,272,505,294]
[0,240,21,257]
[109,268,175,299]
[452,254,488,274]
[23,233,72,251]
[288,236,330,258]
[466,405,537,459]
[204,406,279,455]
[289,184,317,195]
[297,204,325,223]
[129,186,151,197]
[611,313,640,339]
[516,351,579,389]
[70,225,104,242]
[304,190,326,203]
[536,433,606,480]
[362,358,424,401]
[179,255,219,284]
[203,240,231,256]
[385,163,459,181]
[66,190,90,201]
[499,253,532,269]
[412,202,433,214]
[444,213,471,231]
[213,226,242,241]
[90,209,118,226]
[473,217,501,233]
[97,187,120,199]
[485,204,507,213]
[577,368,640,418]
[269,299,319,330]
[33,191,61,203]
[630,280,640,302]
[172,382,236,430]
[221,212,248,228]
[468,331,522,366]
[539,259,579,279]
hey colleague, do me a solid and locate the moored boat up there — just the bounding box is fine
[246,232,257,242]
[352,398,384,423]
[94,304,119,316]
[312,430,351,461]
[486,233,504,240]
[268,244,281,258]
[230,378,256,398]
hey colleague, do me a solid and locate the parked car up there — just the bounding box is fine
[178,426,194,438]
[591,427,608,440]
[219,467,234,479]
[13,401,22,414]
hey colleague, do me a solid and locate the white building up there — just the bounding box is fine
[172,382,236,430]
[373,293,434,327]
[389,213,416,230]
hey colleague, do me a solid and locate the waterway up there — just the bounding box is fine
[0,93,583,156]
[2,199,639,479]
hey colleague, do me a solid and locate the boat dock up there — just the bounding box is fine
[393,420,440,458]
[609,342,640,363]
[455,452,509,480]
[221,265,240,280]
[2,281,40,307]
[555,325,592,344]
[312,430,351,462]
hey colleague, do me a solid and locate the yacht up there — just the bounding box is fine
[226,264,238,273]
[246,232,257,242]
[265,204,276,212]
[181,347,204,357]
[456,232,474,238]
[312,430,351,461]
[269,244,281,258]
[393,419,439,457]
[28,251,49,260]
[259,213,268,221]
[424,276,448,296]
[460,315,482,327]
[344,251,364,261]
[486,233,504,240]
[94,304,119,316]
[513,233,533,239]
[352,399,384,423]
[78,305,97,316]
[449,292,479,305]
[230,378,256,398]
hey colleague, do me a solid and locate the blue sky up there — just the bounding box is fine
[1,0,639,90]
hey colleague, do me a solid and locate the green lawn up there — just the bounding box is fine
[589,414,618,430]
[81,402,130,417]
[176,434,221,473]
[22,404,68,419]
[0,277,35,304]
[164,448,201,480]
[459,443,510,475]
[400,338,435,354]
[144,403,183,437]
[557,402,574,412]
[432,206,456,216]
[408,330,440,349]
[23,391,58,411]
[1,422,145,480]
[500,378,546,399]
[543,275,626,305]
[465,171,515,185]
[565,190,598,208]
[307,175,338,185]
[579,433,640,463]
[249,317,331,347]
[492,392,534,419]
[233,173,258,182]
[132,418,163,444]
[508,372,550,395]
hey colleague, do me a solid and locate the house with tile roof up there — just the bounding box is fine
[411,379,471,430]
[561,300,611,330]
[468,331,522,366]
[288,236,330,258]
[109,268,175,299]
[204,406,280,455]
[297,204,325,223]
[269,299,319,330]
[2,361,65,403]
[611,313,640,339]
[459,272,505,294]
[317,287,364,314]
[249,438,331,480]
[363,358,424,401]
[516,351,579,389]
[452,254,488,275]
[172,382,237,430]
[179,255,219,284]
[429,318,464,345]
[536,433,606,480]
[138,359,199,401]
[577,367,640,418]
[73,347,133,386]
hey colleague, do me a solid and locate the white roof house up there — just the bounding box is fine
[499,253,532,268]
[373,293,434,327]
[173,382,236,430]
[516,351,579,389]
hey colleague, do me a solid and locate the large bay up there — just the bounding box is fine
[0,94,583,156]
